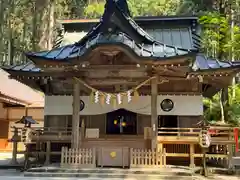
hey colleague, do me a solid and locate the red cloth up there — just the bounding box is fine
[208,129,217,135]
[234,128,239,152]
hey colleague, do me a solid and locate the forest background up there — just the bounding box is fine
[0,0,239,125]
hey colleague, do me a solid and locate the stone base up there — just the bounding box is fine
[24,166,196,179]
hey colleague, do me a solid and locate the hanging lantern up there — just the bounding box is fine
[117,94,122,104]
[114,120,118,125]
[106,94,111,105]
[121,122,126,127]
[127,90,132,103]
[94,91,99,103]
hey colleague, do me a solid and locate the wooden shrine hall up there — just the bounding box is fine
[2,0,240,169]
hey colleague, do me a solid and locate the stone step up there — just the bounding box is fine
[233,157,240,168]
[24,172,197,179]
[24,167,195,178]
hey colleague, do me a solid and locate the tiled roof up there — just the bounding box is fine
[0,68,44,106]
[192,54,240,71]
[15,116,39,124]
[26,0,197,63]
[4,54,239,73]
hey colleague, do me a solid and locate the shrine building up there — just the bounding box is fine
[2,0,240,168]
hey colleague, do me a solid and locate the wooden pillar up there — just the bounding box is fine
[71,80,80,149]
[151,77,158,149]
[10,127,18,165]
[190,144,195,168]
[45,141,51,165]
[228,144,234,170]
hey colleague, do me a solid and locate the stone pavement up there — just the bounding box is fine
[0,169,239,180]
[24,166,240,180]
[0,153,239,180]
[0,170,240,180]
[0,153,24,166]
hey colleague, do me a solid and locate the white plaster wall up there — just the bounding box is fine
[45,95,203,116]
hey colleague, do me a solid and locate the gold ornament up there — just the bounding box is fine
[122,122,126,127]
[110,151,116,158]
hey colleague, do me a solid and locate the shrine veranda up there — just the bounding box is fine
[3,0,240,168]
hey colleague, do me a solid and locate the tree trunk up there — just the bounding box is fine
[48,0,55,50]
[38,10,49,50]
[7,0,14,65]
[218,0,229,124]
[0,0,5,64]
[31,1,38,51]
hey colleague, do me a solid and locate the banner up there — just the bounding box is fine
[234,128,239,152]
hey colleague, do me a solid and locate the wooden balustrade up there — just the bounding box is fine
[11,127,81,142]
[157,127,235,144]
[156,127,235,168]
[61,147,96,168]
[8,126,236,168]
[130,148,166,168]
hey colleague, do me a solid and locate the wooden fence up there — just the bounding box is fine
[61,147,96,168]
[130,148,166,168]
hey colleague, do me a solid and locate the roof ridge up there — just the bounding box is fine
[74,0,195,53]
[25,0,197,62]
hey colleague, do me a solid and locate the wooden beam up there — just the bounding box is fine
[203,76,231,87]
[77,77,187,86]
[151,76,158,150]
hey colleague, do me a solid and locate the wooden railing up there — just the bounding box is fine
[61,147,96,168]
[157,127,235,168]
[158,127,200,136]
[11,127,80,142]
[130,148,166,168]
[157,127,235,144]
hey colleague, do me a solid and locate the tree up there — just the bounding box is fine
[84,0,181,18]
[0,0,239,126]
[204,85,240,126]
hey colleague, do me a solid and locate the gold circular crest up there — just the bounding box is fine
[110,151,116,158]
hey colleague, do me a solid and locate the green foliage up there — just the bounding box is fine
[83,0,181,18]
[204,86,240,125]
[0,0,239,125]
[83,2,105,18]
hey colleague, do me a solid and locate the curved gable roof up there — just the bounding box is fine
[26,0,197,63]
